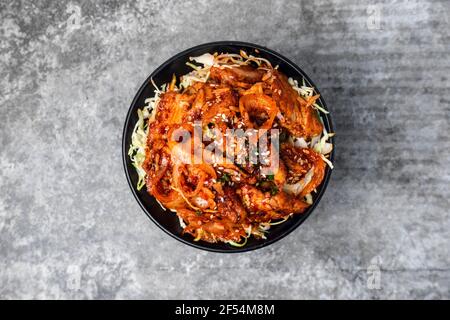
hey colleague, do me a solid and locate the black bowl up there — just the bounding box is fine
[122,41,334,253]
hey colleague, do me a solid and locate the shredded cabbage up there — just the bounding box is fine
[228,237,248,247]
[228,225,252,246]
[288,77,329,114]
[128,79,162,190]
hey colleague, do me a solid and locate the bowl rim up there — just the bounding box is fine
[122,41,334,253]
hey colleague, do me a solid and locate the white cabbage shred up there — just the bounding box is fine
[128,81,162,190]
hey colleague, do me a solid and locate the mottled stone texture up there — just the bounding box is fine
[0,0,449,299]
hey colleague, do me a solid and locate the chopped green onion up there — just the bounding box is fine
[219,173,231,183]
[270,186,279,196]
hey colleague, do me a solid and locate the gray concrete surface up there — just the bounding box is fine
[0,0,449,299]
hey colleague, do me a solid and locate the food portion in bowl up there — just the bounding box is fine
[128,50,333,246]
